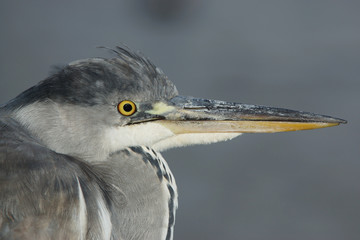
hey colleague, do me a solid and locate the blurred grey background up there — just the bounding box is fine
[1,0,359,239]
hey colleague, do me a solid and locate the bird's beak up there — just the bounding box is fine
[132,95,346,133]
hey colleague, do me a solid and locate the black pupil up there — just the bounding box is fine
[123,103,133,112]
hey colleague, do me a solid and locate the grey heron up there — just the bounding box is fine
[0,47,346,240]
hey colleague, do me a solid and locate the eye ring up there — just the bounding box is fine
[118,100,137,116]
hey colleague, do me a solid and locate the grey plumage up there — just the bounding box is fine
[0,47,345,240]
[5,48,177,109]
[1,48,178,240]
[0,119,176,239]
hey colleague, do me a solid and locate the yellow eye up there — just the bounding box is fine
[118,100,137,116]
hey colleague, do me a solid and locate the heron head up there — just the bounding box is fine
[7,47,346,161]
